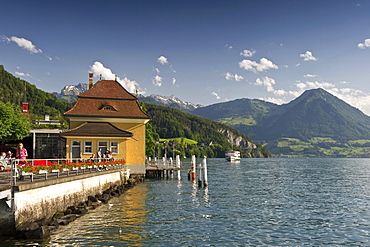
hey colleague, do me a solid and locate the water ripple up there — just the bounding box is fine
[6,158,370,246]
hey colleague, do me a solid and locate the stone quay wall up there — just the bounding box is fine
[0,165,145,238]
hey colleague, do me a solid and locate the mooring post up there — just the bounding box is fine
[203,157,208,187]
[191,155,196,182]
[198,163,203,187]
[176,155,181,180]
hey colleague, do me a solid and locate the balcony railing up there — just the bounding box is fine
[1,158,126,186]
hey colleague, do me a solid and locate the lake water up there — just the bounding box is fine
[4,158,370,246]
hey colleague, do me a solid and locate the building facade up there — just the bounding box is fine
[61,80,150,165]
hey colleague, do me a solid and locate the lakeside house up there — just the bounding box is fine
[61,79,150,165]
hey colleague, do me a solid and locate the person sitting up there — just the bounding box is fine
[0,152,6,171]
[89,153,95,162]
[6,151,13,159]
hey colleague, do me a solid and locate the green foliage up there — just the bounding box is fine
[0,102,31,142]
[139,102,157,157]
[0,65,73,119]
[144,103,270,158]
[268,137,370,157]
[160,137,198,145]
[194,88,370,157]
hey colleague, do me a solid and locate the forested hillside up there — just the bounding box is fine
[0,65,73,120]
[193,88,370,157]
[145,103,270,158]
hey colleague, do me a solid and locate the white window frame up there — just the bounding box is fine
[84,141,93,154]
[98,141,108,153]
[110,141,118,154]
[71,140,81,159]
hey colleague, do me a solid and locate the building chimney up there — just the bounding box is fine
[89,73,94,89]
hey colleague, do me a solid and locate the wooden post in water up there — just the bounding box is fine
[198,162,203,187]
[191,155,196,182]
[176,155,181,180]
[203,157,208,187]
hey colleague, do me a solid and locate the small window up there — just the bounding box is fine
[110,141,118,154]
[103,106,115,111]
[84,141,92,154]
[98,141,108,153]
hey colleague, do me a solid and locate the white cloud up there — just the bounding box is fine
[255,77,276,92]
[7,36,42,54]
[172,78,176,85]
[240,49,256,57]
[274,89,286,96]
[253,77,370,116]
[225,72,244,82]
[300,51,317,61]
[304,74,317,78]
[211,92,220,99]
[157,56,176,73]
[295,82,307,90]
[157,56,168,65]
[254,76,287,96]
[225,44,233,49]
[152,75,162,87]
[15,71,31,77]
[90,61,138,93]
[340,81,349,84]
[358,39,370,49]
[260,97,286,105]
[169,64,176,73]
[154,67,160,74]
[239,58,278,73]
[306,81,335,89]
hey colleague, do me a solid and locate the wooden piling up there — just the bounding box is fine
[198,163,203,187]
[203,157,208,187]
[176,155,181,180]
[191,155,196,181]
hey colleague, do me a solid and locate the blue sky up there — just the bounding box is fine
[2,0,370,114]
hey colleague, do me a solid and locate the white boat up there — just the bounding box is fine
[225,150,241,161]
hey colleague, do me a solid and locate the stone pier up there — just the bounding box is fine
[0,165,144,238]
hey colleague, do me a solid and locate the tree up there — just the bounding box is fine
[0,102,31,142]
[139,102,158,157]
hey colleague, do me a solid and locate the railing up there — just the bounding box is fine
[4,158,127,186]
[146,156,181,169]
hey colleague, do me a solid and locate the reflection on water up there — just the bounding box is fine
[49,184,149,246]
[2,158,370,246]
[117,185,149,246]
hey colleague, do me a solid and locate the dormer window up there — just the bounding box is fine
[103,106,115,111]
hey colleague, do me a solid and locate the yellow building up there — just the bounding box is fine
[61,79,150,165]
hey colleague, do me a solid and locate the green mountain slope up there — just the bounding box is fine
[259,88,370,141]
[0,65,73,120]
[193,88,370,157]
[193,98,278,125]
[0,66,269,158]
[145,103,270,158]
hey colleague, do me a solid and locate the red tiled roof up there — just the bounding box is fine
[60,122,133,137]
[64,80,150,119]
[79,80,137,100]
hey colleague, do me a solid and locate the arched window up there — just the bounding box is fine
[103,106,115,111]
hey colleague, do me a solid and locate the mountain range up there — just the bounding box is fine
[53,83,89,103]
[53,83,203,111]
[193,88,370,157]
[0,70,268,158]
[193,88,370,141]
[55,82,370,157]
